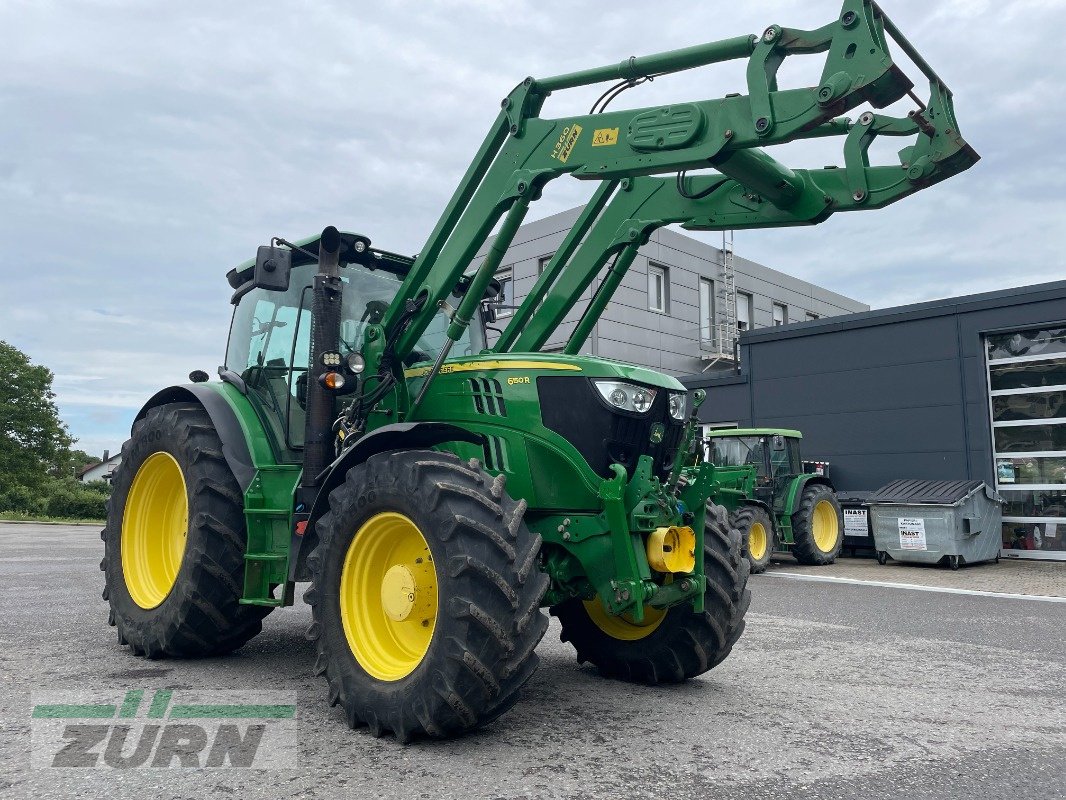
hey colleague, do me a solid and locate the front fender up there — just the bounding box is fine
[291,422,485,581]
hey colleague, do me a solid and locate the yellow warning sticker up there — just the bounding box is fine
[592,127,619,147]
[551,124,583,163]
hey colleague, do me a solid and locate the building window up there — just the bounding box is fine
[736,291,753,332]
[538,254,554,275]
[699,279,715,344]
[806,311,820,321]
[773,303,787,326]
[986,326,1066,561]
[495,267,513,318]
[648,263,668,313]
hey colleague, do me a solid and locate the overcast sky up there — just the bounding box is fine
[2,0,1064,457]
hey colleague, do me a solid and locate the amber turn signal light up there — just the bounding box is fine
[319,371,346,391]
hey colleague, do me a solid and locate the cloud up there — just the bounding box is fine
[1,0,1064,453]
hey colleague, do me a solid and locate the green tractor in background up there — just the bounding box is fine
[702,429,843,573]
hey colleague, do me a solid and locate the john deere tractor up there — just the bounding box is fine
[100,1,976,740]
[701,429,843,573]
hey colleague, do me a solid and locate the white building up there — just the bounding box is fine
[77,451,121,484]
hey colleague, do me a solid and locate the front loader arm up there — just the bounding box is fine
[499,79,974,354]
[367,0,976,414]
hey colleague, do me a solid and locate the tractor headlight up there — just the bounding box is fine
[632,389,653,413]
[346,352,366,374]
[668,392,686,420]
[595,380,656,414]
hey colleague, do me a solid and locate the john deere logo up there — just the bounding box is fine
[31,689,296,769]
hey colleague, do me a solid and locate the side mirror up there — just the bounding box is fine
[453,274,503,301]
[771,434,787,452]
[254,246,292,292]
[481,302,498,324]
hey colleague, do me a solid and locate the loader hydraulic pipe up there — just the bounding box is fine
[446,196,531,343]
[536,35,757,92]
[409,196,532,414]
[564,244,640,355]
[494,180,618,352]
[711,148,804,208]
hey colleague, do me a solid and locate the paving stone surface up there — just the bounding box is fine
[765,553,1065,597]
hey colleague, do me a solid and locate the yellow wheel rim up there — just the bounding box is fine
[583,598,666,641]
[812,499,840,553]
[748,521,769,561]
[339,512,437,681]
[121,452,189,609]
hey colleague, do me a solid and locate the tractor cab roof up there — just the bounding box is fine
[706,428,803,439]
[225,230,415,292]
[225,231,501,305]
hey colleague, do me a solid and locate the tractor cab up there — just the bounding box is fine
[221,231,488,461]
[705,428,803,505]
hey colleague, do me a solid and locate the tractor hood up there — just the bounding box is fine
[403,352,686,391]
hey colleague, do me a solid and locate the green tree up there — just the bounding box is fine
[64,448,99,479]
[0,341,75,490]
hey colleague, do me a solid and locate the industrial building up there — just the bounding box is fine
[478,207,867,376]
[682,281,1066,562]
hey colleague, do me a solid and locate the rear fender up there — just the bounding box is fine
[786,474,835,514]
[134,384,257,492]
[779,474,835,542]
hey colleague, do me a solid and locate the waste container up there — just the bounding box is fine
[868,479,1002,569]
[837,491,875,557]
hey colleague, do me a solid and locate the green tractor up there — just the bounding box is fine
[701,429,843,573]
[99,1,975,741]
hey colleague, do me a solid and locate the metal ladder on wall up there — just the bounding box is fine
[701,230,737,371]
[718,230,736,354]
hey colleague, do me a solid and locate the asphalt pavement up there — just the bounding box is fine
[1,522,1063,799]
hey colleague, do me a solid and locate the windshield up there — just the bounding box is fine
[225,262,483,453]
[707,436,766,471]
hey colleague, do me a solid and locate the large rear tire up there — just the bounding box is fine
[733,504,774,574]
[790,484,843,566]
[552,502,750,683]
[101,402,270,657]
[304,450,549,742]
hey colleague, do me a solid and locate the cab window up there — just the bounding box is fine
[225,259,485,459]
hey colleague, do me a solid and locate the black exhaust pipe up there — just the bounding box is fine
[302,226,343,491]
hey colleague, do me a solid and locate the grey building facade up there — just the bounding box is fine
[477,207,867,377]
[682,280,1066,562]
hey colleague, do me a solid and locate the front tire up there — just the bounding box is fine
[791,484,843,566]
[304,450,549,741]
[552,503,750,684]
[733,504,774,574]
[101,402,270,658]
